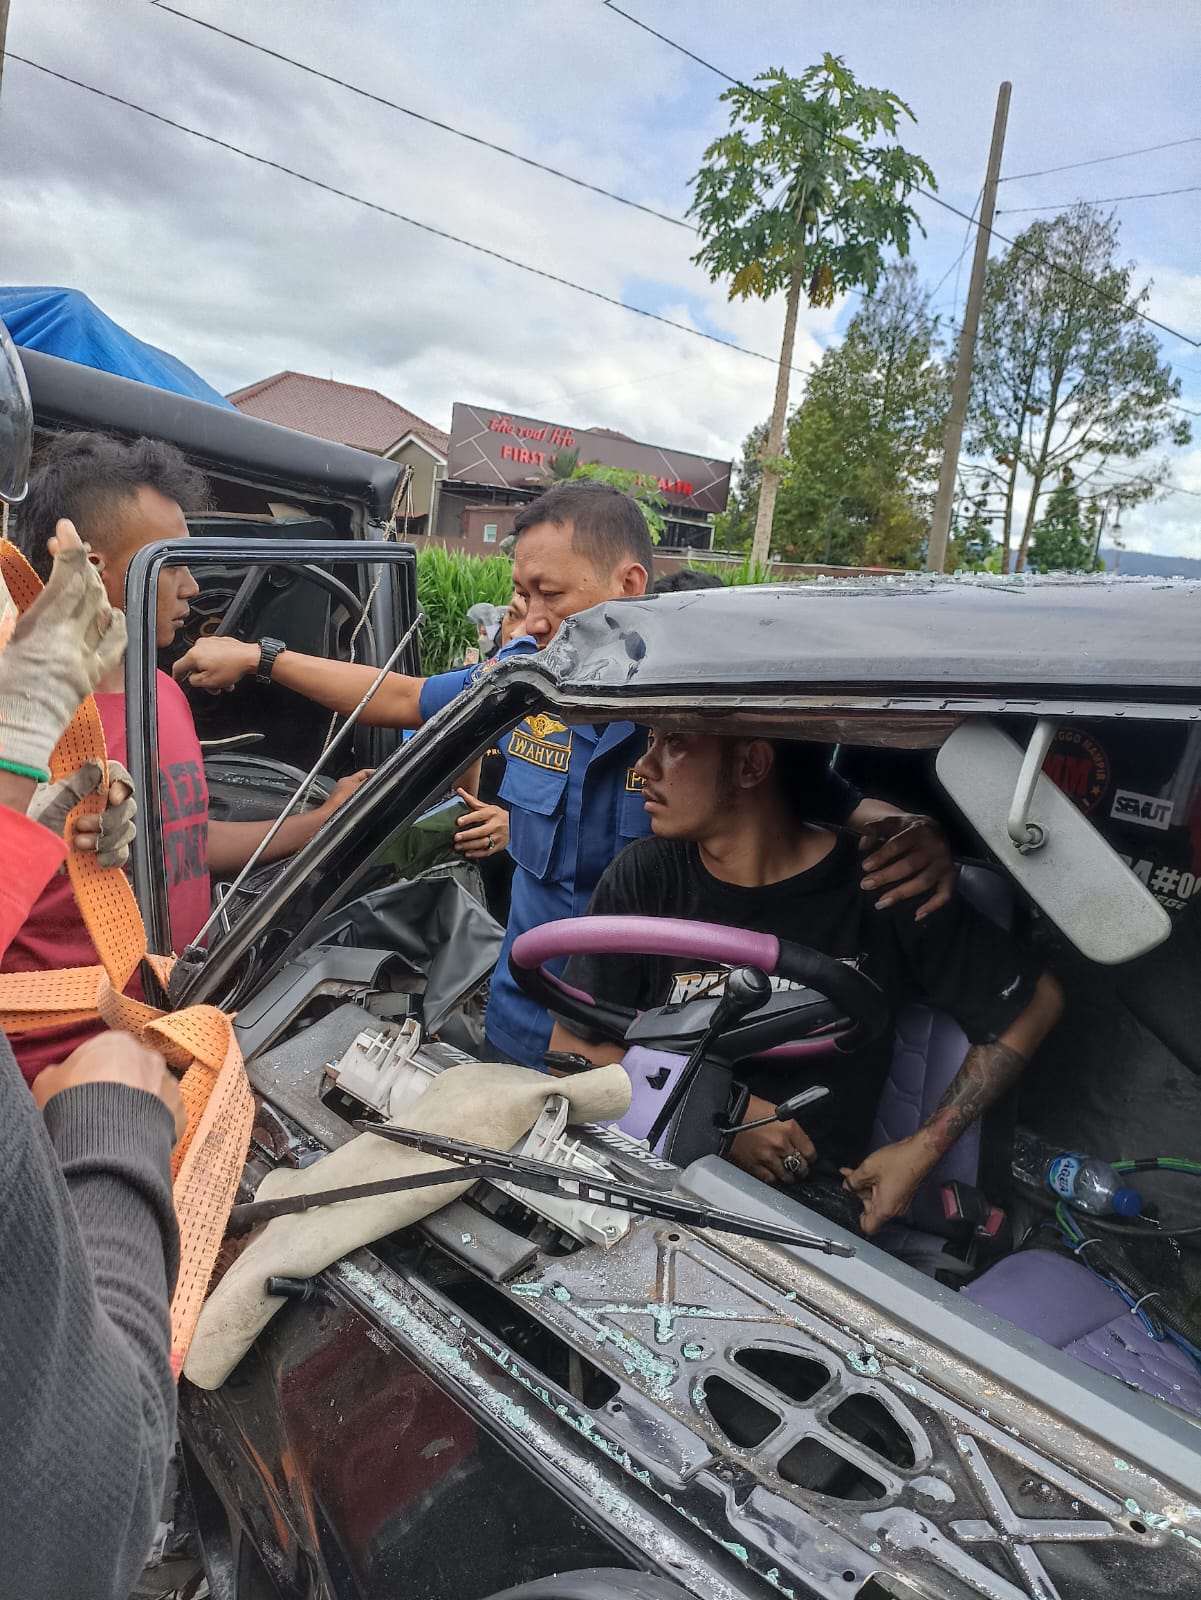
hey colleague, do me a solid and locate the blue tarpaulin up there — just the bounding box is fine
[0,286,233,408]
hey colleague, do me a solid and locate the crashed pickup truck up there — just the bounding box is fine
[114,528,1201,1600]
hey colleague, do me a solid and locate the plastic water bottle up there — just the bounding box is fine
[1045,1152,1143,1217]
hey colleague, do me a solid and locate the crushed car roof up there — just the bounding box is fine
[534,576,1201,704]
[23,346,403,516]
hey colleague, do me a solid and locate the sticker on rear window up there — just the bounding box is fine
[1111,789,1173,830]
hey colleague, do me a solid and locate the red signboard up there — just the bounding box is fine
[446,402,731,515]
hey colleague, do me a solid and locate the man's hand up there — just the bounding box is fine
[454,785,510,860]
[30,759,137,867]
[32,1031,187,1145]
[729,1094,816,1186]
[317,769,372,816]
[841,1135,935,1235]
[0,519,126,773]
[860,813,956,919]
[173,636,259,695]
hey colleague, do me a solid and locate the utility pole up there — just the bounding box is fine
[0,0,10,102]
[925,81,1011,573]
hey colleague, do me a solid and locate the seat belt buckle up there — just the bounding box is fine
[940,1180,1011,1260]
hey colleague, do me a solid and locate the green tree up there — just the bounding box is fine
[1027,475,1101,572]
[539,452,666,542]
[945,486,1001,573]
[689,55,935,568]
[966,204,1191,572]
[712,422,766,550]
[773,260,948,566]
[572,461,666,544]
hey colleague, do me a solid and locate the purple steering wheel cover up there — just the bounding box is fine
[511,916,781,974]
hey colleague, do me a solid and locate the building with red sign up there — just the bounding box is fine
[229,378,732,557]
[436,402,731,557]
[229,371,449,534]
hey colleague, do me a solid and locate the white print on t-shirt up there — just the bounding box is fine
[667,956,863,1006]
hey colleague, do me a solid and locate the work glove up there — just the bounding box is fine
[29,759,138,868]
[0,519,126,774]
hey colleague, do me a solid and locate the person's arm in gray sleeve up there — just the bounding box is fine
[0,1039,183,1600]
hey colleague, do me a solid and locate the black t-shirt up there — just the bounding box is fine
[563,832,1041,1167]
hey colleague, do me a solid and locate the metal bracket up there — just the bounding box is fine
[1006,717,1057,853]
[491,1095,632,1249]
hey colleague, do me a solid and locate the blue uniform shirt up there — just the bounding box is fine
[417,634,539,722]
[485,717,652,1066]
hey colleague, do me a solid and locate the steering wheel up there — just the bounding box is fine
[510,916,888,1165]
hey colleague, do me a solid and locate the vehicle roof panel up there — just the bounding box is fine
[532,577,1201,699]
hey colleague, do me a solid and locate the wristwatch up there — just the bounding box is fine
[256,637,287,684]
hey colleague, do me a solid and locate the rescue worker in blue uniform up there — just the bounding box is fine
[470,484,879,1065]
[173,481,956,1070]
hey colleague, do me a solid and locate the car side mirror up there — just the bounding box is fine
[936,718,1171,965]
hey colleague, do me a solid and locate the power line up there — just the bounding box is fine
[1001,135,1201,184]
[999,184,1201,216]
[928,188,980,303]
[10,54,808,376]
[600,1,1201,350]
[1071,458,1201,499]
[147,1,692,232]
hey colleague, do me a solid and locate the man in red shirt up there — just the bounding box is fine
[6,431,368,1081]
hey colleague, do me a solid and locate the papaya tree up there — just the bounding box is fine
[689,55,935,567]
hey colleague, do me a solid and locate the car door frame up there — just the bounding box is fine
[123,535,420,962]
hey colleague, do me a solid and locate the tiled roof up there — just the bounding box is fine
[228,370,449,457]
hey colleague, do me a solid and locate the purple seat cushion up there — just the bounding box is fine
[966,1252,1201,1416]
[869,867,1012,1238]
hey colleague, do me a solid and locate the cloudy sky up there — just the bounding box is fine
[4,0,1200,552]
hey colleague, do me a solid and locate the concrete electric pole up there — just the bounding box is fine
[0,0,10,102]
[925,81,1011,573]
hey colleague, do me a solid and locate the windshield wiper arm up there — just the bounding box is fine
[227,1123,854,1255]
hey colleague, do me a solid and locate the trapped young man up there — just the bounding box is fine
[174,483,957,1069]
[550,730,1063,1235]
[0,467,185,1600]
[6,431,368,1080]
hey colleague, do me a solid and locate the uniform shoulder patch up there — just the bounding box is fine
[525,713,568,740]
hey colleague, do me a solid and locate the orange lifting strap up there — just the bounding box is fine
[0,541,255,1377]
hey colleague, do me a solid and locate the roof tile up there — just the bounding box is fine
[228,370,449,456]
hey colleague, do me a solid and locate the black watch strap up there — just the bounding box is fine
[256,637,287,684]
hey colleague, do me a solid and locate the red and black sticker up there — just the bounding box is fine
[1043,729,1110,814]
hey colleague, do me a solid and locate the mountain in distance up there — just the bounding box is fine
[1097,545,1201,577]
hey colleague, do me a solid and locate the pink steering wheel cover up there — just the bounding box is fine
[511,915,781,974]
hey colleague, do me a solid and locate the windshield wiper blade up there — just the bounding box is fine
[227,1125,854,1254]
[347,1122,855,1255]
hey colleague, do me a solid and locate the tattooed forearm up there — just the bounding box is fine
[921,1041,1028,1155]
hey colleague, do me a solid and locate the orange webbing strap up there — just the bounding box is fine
[0,540,254,1374]
[0,542,146,991]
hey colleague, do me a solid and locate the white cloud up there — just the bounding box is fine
[3,0,1199,535]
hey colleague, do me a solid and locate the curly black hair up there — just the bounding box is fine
[15,430,209,580]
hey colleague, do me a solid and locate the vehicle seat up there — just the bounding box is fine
[964,1250,1201,1417]
[483,1571,694,1600]
[868,865,1011,1266]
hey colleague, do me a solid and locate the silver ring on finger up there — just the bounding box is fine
[487,835,495,851]
[782,1151,806,1177]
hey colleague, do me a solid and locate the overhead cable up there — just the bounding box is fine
[9,55,807,375]
[1001,135,1201,183]
[147,1,693,231]
[599,2,1201,349]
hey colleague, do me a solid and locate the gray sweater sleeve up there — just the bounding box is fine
[0,1046,179,1600]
